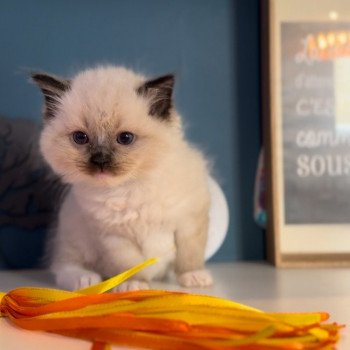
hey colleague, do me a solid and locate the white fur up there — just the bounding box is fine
[38,66,213,291]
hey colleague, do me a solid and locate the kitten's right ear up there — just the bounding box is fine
[31,72,71,119]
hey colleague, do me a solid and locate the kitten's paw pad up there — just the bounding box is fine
[114,280,150,292]
[177,269,213,288]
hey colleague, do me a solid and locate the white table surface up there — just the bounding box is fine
[0,262,349,349]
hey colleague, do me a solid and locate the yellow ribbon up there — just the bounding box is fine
[0,258,344,350]
[77,257,158,295]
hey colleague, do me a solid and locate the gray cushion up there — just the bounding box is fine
[0,117,65,268]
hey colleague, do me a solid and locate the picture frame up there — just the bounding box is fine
[262,0,350,266]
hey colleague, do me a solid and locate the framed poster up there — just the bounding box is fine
[262,0,350,266]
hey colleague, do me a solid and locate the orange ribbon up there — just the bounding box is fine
[0,259,344,349]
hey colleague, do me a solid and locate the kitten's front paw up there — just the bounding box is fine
[177,269,213,288]
[56,269,102,291]
[76,272,103,289]
[114,280,150,292]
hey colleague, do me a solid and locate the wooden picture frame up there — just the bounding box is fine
[262,0,350,266]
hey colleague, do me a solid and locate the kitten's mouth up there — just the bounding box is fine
[93,167,114,176]
[95,172,113,180]
[84,164,116,178]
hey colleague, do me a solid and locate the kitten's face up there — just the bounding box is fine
[33,67,181,187]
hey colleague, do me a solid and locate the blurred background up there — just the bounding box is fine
[0,0,263,268]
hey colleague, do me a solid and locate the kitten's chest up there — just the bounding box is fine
[76,185,174,232]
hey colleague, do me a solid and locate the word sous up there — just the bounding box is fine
[297,154,350,177]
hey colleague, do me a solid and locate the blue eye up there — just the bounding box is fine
[117,132,135,145]
[73,131,89,145]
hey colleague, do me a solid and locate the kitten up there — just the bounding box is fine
[32,66,213,291]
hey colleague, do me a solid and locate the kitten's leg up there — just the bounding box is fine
[100,236,153,291]
[175,214,213,288]
[48,194,102,291]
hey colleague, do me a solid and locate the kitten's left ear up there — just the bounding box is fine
[31,72,71,119]
[137,74,175,120]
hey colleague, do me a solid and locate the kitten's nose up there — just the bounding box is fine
[90,152,112,169]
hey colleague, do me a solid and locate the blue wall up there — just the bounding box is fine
[0,0,263,262]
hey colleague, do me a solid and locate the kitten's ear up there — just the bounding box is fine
[137,74,175,120]
[31,72,71,119]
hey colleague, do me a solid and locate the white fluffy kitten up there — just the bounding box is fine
[32,66,213,291]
